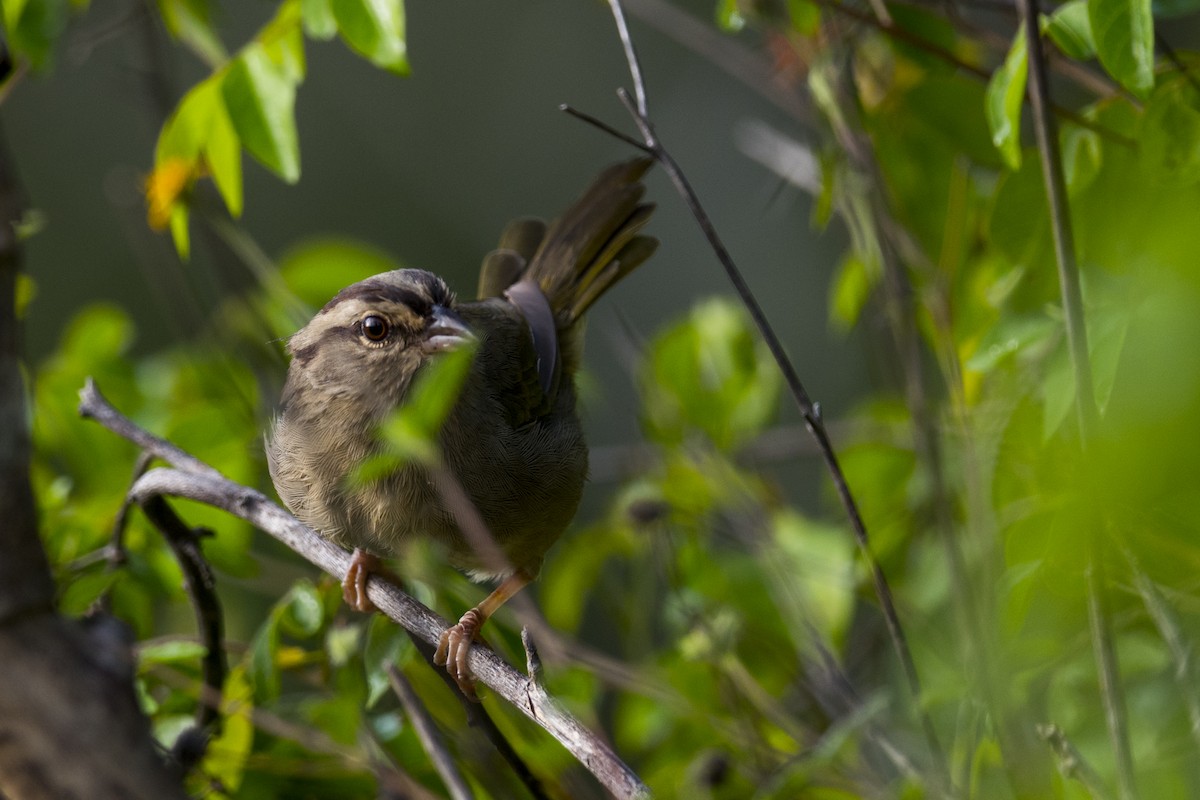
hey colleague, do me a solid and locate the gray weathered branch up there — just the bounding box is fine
[78,378,651,800]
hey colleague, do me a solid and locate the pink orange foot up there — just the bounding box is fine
[435,607,486,700]
[343,548,381,613]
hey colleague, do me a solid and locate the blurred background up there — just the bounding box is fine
[5,0,858,449]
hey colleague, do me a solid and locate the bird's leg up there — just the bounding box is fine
[435,571,532,699]
[342,548,402,613]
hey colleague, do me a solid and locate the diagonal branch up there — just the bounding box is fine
[77,379,651,800]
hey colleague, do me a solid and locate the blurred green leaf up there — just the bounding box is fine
[222,43,301,183]
[829,252,872,331]
[641,298,780,450]
[1090,0,1155,96]
[281,580,325,636]
[715,0,746,32]
[356,340,478,479]
[138,638,209,665]
[985,27,1028,171]
[278,238,401,308]
[302,0,338,39]
[157,0,228,65]
[198,667,254,795]
[1043,0,1096,60]
[331,0,409,75]
[3,0,68,69]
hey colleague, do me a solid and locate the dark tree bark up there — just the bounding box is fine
[0,126,186,800]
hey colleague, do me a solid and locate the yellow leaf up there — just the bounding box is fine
[144,157,203,230]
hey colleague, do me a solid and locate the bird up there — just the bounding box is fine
[267,159,657,695]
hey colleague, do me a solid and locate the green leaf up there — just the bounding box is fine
[1089,0,1155,96]
[260,0,307,83]
[278,238,400,308]
[197,668,254,795]
[331,0,409,75]
[169,204,191,261]
[985,27,1028,171]
[157,0,228,66]
[352,340,478,480]
[280,580,325,637]
[222,43,301,183]
[787,0,820,35]
[302,0,338,39]
[715,0,747,32]
[1042,0,1096,60]
[206,94,244,217]
[829,252,873,331]
[4,0,69,70]
[138,638,209,665]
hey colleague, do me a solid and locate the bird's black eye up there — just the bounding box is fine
[361,315,389,342]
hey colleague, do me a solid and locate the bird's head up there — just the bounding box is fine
[284,269,474,417]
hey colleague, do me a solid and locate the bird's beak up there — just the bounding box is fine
[423,305,474,353]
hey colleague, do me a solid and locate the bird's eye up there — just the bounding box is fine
[361,315,389,342]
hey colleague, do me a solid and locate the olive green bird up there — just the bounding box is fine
[267,159,657,694]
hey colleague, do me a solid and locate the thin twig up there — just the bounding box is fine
[573,6,943,775]
[608,0,648,117]
[1038,723,1114,800]
[78,379,650,800]
[387,665,475,800]
[1016,3,1134,798]
[137,496,227,774]
[109,450,156,569]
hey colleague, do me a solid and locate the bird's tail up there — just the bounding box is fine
[477,158,658,329]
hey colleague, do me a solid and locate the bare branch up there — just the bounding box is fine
[78,381,651,800]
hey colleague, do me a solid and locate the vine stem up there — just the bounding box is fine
[1015,1,1136,798]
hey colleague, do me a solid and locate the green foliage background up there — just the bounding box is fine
[7,0,1200,797]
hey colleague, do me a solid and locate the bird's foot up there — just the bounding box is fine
[435,607,487,701]
[343,548,381,613]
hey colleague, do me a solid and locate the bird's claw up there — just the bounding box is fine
[343,549,380,613]
[435,607,486,701]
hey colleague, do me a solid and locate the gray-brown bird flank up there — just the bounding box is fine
[266,159,658,695]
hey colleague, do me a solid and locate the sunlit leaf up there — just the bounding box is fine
[985,27,1027,171]
[222,43,301,182]
[302,0,338,39]
[331,0,409,75]
[1090,0,1155,96]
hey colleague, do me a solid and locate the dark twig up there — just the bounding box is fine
[387,665,475,800]
[108,450,155,569]
[578,1,946,779]
[1017,2,1134,798]
[137,496,227,774]
[78,380,649,800]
